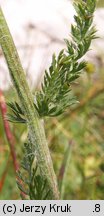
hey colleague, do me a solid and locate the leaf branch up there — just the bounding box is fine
[0,8,59,199]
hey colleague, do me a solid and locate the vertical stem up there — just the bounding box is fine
[0,7,59,199]
[0,90,26,198]
[0,89,19,171]
[0,157,9,193]
[59,141,73,199]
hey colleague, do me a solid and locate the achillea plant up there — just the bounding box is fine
[0,0,96,199]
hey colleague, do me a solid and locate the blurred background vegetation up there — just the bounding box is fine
[0,0,104,199]
[75,0,104,7]
[95,0,104,7]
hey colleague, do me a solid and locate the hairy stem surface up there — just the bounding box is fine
[0,8,59,199]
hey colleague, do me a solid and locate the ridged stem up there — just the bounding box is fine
[0,7,59,199]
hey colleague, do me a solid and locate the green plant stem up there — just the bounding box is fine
[59,141,73,199]
[0,7,59,199]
